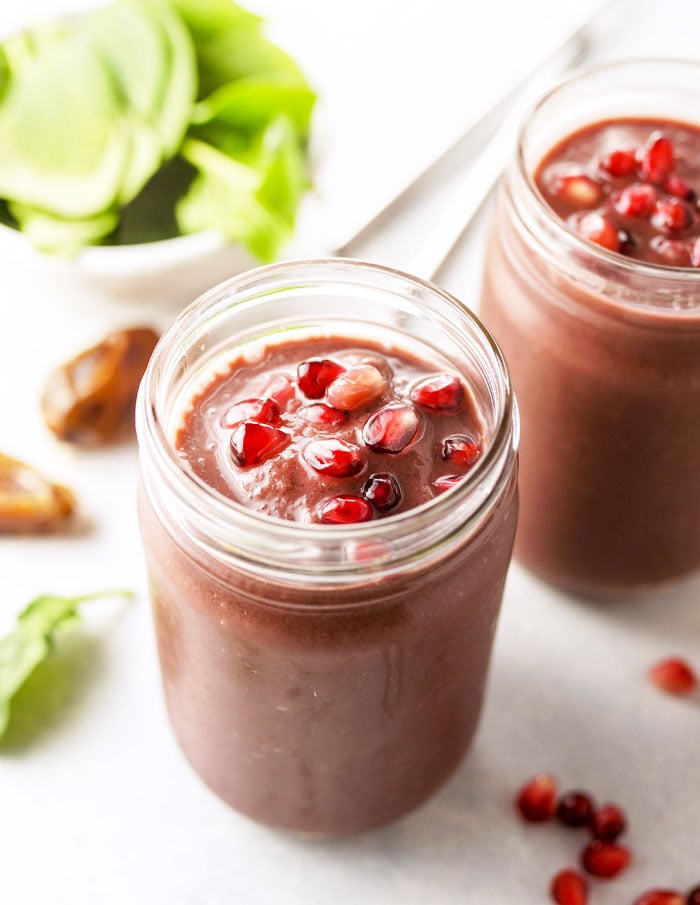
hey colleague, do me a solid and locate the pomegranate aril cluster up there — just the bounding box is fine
[517,774,700,904]
[548,130,700,265]
[222,350,482,524]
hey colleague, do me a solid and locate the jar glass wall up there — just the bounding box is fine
[480,60,700,599]
[136,259,519,834]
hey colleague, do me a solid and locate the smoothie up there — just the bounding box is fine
[479,62,700,598]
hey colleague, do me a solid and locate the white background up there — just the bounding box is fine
[1,1,700,903]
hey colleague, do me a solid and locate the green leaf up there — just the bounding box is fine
[177,114,307,262]
[192,77,316,136]
[159,0,261,42]
[8,202,119,255]
[0,32,131,219]
[0,589,132,738]
[191,22,308,99]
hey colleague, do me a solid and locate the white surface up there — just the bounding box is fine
[2,1,700,903]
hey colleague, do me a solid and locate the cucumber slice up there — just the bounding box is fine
[8,202,119,255]
[0,33,130,219]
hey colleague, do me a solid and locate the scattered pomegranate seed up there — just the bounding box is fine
[326,364,386,411]
[363,404,419,454]
[550,869,588,905]
[599,148,638,178]
[318,495,373,524]
[516,774,558,822]
[230,421,290,467]
[302,438,364,478]
[432,474,464,493]
[590,803,627,841]
[581,840,631,878]
[553,174,602,207]
[297,358,345,399]
[633,890,685,905]
[298,403,347,427]
[687,885,700,904]
[222,396,281,428]
[648,657,698,696]
[640,133,675,184]
[575,212,619,251]
[361,472,402,512]
[650,198,691,234]
[613,183,657,218]
[665,173,693,199]
[651,237,693,267]
[409,373,465,413]
[556,791,595,828]
[263,373,296,409]
[442,434,480,467]
[692,239,700,267]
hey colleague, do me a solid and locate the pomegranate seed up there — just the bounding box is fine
[230,421,290,467]
[409,373,465,413]
[553,174,602,207]
[556,791,595,828]
[550,869,588,905]
[618,228,636,255]
[303,438,364,478]
[298,403,347,427]
[581,840,631,879]
[318,495,373,524]
[665,173,693,199]
[222,396,281,428]
[613,183,657,217]
[633,891,685,905]
[363,404,419,454]
[326,364,386,411]
[516,774,558,822]
[433,474,464,493]
[263,373,296,409]
[361,472,402,512]
[575,212,619,251]
[687,886,700,904]
[591,803,627,841]
[692,239,700,267]
[650,198,691,234]
[297,358,345,399]
[442,434,480,467]
[599,148,638,177]
[648,657,698,695]
[651,237,693,267]
[640,133,675,184]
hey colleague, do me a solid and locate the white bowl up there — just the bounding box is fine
[0,221,258,307]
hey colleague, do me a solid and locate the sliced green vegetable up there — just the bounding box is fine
[8,202,119,255]
[0,0,315,260]
[0,33,130,219]
[0,589,132,738]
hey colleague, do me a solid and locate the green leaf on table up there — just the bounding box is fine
[0,589,132,738]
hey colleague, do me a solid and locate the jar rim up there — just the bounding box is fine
[137,258,518,580]
[516,58,700,300]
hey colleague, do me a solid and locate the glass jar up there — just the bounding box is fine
[480,60,700,600]
[136,259,518,835]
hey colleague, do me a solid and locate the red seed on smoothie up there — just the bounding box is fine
[176,338,484,523]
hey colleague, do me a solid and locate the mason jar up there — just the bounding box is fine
[136,259,518,834]
[480,60,700,600]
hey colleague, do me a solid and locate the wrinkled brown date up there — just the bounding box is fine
[0,452,76,534]
[41,327,159,445]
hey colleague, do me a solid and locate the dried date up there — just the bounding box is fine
[41,327,159,445]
